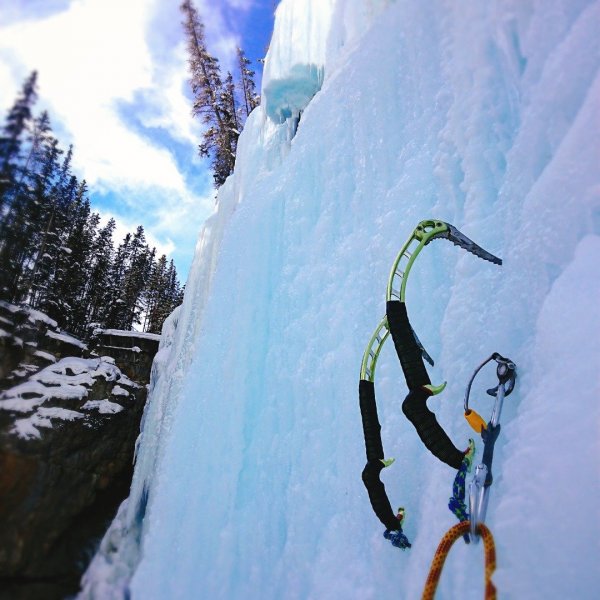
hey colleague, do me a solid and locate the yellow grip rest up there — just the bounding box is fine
[465,409,487,433]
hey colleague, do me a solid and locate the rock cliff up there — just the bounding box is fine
[0,301,160,599]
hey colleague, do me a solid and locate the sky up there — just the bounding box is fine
[0,0,278,279]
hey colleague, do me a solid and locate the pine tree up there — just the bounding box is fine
[0,78,185,335]
[21,132,63,304]
[0,71,38,214]
[86,217,115,328]
[28,144,75,308]
[146,258,182,333]
[144,253,168,332]
[41,187,100,333]
[236,47,260,120]
[104,233,131,329]
[0,112,59,302]
[181,0,236,186]
[181,3,260,187]
[121,226,153,329]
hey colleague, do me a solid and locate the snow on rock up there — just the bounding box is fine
[33,350,56,363]
[83,399,125,415]
[97,329,161,342]
[117,374,141,389]
[0,356,134,439]
[0,379,88,413]
[26,308,59,329]
[0,300,20,314]
[111,385,130,397]
[13,407,85,440]
[46,330,88,350]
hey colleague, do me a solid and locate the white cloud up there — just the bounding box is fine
[97,209,175,259]
[0,0,186,191]
[193,0,243,72]
[0,0,248,275]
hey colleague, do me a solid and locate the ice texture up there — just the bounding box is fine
[80,1,600,599]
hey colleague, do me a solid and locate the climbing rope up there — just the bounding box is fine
[421,521,497,600]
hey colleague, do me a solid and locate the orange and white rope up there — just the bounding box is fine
[421,521,496,600]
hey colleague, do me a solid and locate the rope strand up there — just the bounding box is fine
[421,522,496,600]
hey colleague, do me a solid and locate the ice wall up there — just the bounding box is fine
[81,0,600,598]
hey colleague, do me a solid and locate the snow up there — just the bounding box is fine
[13,407,84,440]
[33,350,57,363]
[81,1,600,599]
[111,385,130,397]
[46,329,88,350]
[96,329,161,342]
[83,400,125,415]
[0,300,20,313]
[27,307,59,328]
[0,357,131,438]
[117,374,141,389]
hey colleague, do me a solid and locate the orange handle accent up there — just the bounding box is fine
[422,521,496,600]
[465,409,487,433]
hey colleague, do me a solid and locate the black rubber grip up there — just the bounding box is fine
[362,461,401,531]
[386,301,430,389]
[387,300,463,470]
[402,388,464,469]
[359,379,402,531]
[359,380,384,461]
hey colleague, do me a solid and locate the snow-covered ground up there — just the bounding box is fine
[80,1,600,598]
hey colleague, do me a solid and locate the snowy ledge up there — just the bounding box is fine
[95,329,161,342]
[0,356,136,439]
[46,330,88,350]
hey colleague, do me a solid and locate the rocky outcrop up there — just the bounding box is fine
[90,329,160,384]
[0,302,86,390]
[0,303,160,599]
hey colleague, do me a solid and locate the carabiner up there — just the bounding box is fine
[464,353,516,542]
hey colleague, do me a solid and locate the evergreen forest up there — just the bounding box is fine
[0,72,184,337]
